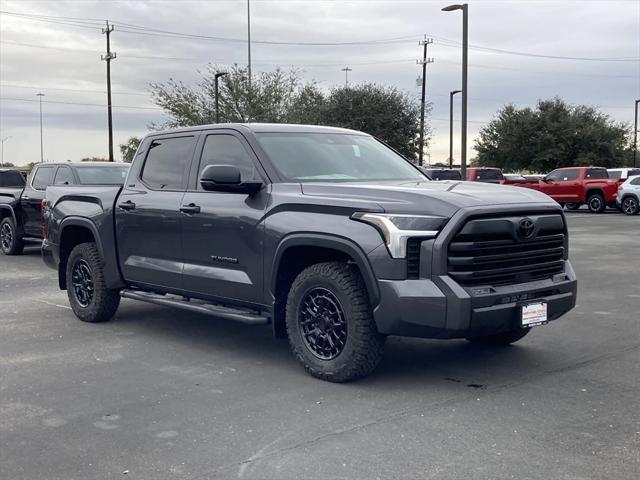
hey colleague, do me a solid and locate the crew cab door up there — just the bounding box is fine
[115,134,197,291]
[180,131,268,305]
[21,165,55,237]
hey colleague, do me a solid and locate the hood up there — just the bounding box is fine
[300,180,555,217]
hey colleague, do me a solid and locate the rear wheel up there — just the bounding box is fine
[565,202,580,211]
[0,217,24,255]
[587,193,606,213]
[621,196,639,215]
[66,242,120,322]
[285,262,386,382]
[466,328,530,346]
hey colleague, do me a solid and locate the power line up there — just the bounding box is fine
[0,96,162,111]
[0,82,149,96]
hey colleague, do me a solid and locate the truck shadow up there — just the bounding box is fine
[111,300,547,387]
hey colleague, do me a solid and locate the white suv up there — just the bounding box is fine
[608,168,640,183]
[616,175,640,215]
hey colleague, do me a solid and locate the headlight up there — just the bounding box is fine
[351,213,447,258]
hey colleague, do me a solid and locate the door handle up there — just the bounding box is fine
[118,200,136,211]
[180,204,201,214]
[22,195,30,200]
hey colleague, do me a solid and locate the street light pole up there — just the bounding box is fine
[442,3,468,180]
[417,37,434,166]
[37,93,45,163]
[0,136,11,167]
[247,0,252,88]
[215,72,228,123]
[449,90,462,168]
[634,99,639,168]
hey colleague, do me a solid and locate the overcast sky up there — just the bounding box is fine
[0,0,638,166]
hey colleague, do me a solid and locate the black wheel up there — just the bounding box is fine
[565,203,580,211]
[0,217,24,255]
[285,262,386,382]
[587,193,606,213]
[466,328,530,346]
[66,242,120,322]
[621,196,639,216]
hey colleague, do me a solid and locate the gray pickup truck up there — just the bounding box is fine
[42,124,577,382]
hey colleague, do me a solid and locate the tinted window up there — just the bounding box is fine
[256,133,425,183]
[428,169,461,180]
[54,166,75,185]
[586,168,608,179]
[141,137,194,189]
[627,169,640,178]
[198,135,256,186]
[76,166,129,185]
[0,171,26,187]
[631,177,640,186]
[547,169,579,181]
[608,170,622,179]
[32,166,55,190]
[475,169,503,180]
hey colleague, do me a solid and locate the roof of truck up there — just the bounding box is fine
[144,123,368,137]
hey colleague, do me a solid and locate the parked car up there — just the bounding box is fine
[524,166,618,213]
[616,175,640,215]
[466,167,504,184]
[42,124,577,382]
[0,161,129,255]
[0,168,27,188]
[607,168,640,184]
[419,167,462,181]
[502,174,529,185]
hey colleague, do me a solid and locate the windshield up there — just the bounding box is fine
[76,165,129,185]
[255,133,426,183]
[431,170,462,180]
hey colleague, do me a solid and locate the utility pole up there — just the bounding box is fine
[417,37,434,166]
[215,72,228,123]
[341,66,352,88]
[449,89,461,168]
[634,99,639,168]
[247,0,252,88]
[102,20,116,162]
[37,93,45,163]
[0,136,11,167]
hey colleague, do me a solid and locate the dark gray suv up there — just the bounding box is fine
[42,124,577,382]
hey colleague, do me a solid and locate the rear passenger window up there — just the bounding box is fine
[141,137,194,190]
[197,134,257,187]
[586,169,608,179]
[632,177,640,186]
[54,166,75,185]
[32,166,55,190]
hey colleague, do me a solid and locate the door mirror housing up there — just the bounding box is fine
[199,165,262,194]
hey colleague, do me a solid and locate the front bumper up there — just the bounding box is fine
[373,260,577,338]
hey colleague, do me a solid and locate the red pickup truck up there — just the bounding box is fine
[524,166,618,213]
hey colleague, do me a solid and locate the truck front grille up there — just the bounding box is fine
[447,213,566,287]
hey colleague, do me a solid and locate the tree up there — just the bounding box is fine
[81,157,108,162]
[474,98,633,172]
[1,162,15,167]
[119,136,141,163]
[149,65,324,127]
[323,84,425,160]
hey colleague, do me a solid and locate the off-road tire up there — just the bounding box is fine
[466,328,530,346]
[587,193,606,213]
[0,217,24,255]
[66,242,120,322]
[621,196,639,216]
[564,203,580,211]
[286,262,386,382]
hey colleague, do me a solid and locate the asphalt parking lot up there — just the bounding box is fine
[1,211,638,480]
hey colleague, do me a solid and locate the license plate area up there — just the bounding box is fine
[521,302,548,328]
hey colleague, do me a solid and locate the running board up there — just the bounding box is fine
[120,290,270,325]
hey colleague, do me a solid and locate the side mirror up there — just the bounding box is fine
[541,177,549,183]
[199,164,262,194]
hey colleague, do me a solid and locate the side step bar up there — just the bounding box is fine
[120,290,270,326]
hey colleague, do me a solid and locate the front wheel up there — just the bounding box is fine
[587,193,606,213]
[565,202,580,211]
[66,242,120,322]
[466,328,530,346]
[285,262,386,382]
[621,196,639,216]
[0,217,24,255]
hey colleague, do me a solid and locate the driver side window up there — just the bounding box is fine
[197,134,257,189]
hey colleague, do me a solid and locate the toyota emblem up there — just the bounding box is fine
[519,218,535,239]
